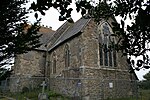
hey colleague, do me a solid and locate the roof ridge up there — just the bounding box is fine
[48,17,91,52]
[46,20,74,48]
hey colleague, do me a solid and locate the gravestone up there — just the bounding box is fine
[38,81,48,100]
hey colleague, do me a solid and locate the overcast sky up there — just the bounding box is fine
[27,0,82,30]
[26,0,150,80]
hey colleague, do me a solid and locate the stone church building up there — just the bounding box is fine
[12,17,138,99]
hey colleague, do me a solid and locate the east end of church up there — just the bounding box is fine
[11,17,138,99]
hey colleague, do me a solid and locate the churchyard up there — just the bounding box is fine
[0,77,150,100]
[0,82,150,100]
[0,89,150,100]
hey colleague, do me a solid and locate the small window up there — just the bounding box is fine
[51,52,56,74]
[47,61,51,76]
[65,44,70,68]
[53,59,56,73]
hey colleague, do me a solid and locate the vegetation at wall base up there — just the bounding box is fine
[1,89,150,100]
[4,89,70,100]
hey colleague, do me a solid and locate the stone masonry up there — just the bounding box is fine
[12,17,138,99]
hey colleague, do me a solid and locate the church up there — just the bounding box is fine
[12,16,138,99]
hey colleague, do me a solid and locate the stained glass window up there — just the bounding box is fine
[99,22,117,68]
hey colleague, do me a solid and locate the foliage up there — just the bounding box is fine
[140,89,150,100]
[6,89,70,100]
[106,97,136,100]
[139,80,150,90]
[30,0,150,71]
[139,71,150,89]
[111,0,150,72]
[0,68,12,81]
[143,71,150,81]
[0,0,42,81]
[0,0,42,68]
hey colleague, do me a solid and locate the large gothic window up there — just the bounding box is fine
[65,44,70,68]
[98,22,117,67]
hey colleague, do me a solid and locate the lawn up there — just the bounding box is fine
[2,89,70,100]
[105,89,150,100]
[1,89,150,100]
[139,89,150,100]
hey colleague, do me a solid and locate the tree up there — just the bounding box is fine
[30,0,150,72]
[0,0,42,80]
[139,71,150,89]
[0,0,42,68]
[0,68,12,81]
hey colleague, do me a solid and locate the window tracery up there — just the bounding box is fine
[98,22,117,67]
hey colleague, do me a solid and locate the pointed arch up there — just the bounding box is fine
[51,51,56,74]
[64,44,70,68]
[98,21,117,67]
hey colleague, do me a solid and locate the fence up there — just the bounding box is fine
[49,78,139,100]
[101,79,139,100]
[0,76,49,99]
[0,77,139,100]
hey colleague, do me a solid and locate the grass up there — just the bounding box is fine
[139,89,150,100]
[3,89,70,100]
[106,97,137,100]
[105,89,150,100]
[1,89,150,100]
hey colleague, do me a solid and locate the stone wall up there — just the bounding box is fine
[47,34,83,78]
[13,50,46,77]
[47,19,135,99]
[11,50,46,92]
[12,18,137,99]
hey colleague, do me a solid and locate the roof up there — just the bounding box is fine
[36,26,55,51]
[48,17,91,51]
[46,20,74,48]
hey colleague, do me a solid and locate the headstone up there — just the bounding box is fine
[38,81,48,100]
[41,81,46,93]
[38,93,48,100]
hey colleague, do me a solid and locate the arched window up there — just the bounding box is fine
[98,22,117,67]
[65,44,70,68]
[46,60,51,76]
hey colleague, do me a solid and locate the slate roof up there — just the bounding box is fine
[47,20,74,48]
[48,17,91,51]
